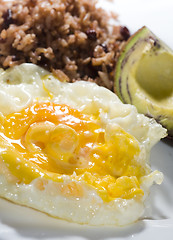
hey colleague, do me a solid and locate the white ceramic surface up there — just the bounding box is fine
[0,0,173,239]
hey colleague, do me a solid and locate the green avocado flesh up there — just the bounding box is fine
[115,26,173,137]
[136,51,173,101]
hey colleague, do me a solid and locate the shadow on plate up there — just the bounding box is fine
[0,197,146,240]
[162,138,173,148]
[13,222,146,240]
[147,141,173,221]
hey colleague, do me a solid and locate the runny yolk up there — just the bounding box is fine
[0,102,145,201]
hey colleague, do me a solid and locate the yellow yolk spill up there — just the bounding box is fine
[0,102,144,201]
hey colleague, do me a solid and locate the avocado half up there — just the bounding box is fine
[115,26,173,137]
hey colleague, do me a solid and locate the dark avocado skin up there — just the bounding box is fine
[114,26,173,138]
[114,26,150,103]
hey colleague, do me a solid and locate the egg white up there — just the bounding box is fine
[0,63,166,226]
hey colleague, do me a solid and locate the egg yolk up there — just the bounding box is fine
[0,102,145,201]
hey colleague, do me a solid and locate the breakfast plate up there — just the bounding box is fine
[0,0,173,239]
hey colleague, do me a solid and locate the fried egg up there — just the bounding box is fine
[0,64,166,226]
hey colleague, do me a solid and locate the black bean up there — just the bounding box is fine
[100,43,108,53]
[106,65,113,73]
[86,29,97,41]
[11,55,22,61]
[38,53,49,68]
[120,26,130,40]
[2,9,13,30]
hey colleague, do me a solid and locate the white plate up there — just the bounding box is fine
[0,0,173,239]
